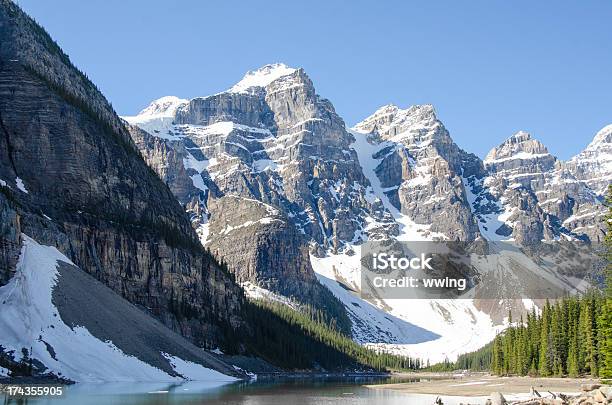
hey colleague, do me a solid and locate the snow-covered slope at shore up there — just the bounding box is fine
[0,236,241,383]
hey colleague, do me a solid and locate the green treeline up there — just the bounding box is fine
[440,186,612,378]
[491,295,609,377]
[242,299,421,371]
[455,341,494,371]
[430,294,610,378]
[425,342,493,373]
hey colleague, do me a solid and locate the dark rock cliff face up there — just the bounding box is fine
[0,193,20,285]
[0,0,243,349]
[129,124,195,204]
[52,260,245,379]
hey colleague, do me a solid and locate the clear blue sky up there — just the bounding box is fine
[17,0,612,159]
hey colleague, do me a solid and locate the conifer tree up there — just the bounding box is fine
[580,297,598,376]
[598,185,612,378]
[539,301,551,376]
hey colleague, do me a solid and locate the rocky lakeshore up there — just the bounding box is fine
[505,384,611,405]
[367,374,610,404]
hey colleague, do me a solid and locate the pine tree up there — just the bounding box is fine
[551,302,566,376]
[492,335,504,375]
[579,297,598,376]
[516,316,529,375]
[537,301,549,375]
[564,297,580,377]
[567,331,579,377]
[598,185,612,378]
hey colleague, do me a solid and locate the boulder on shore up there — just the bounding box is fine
[486,392,508,405]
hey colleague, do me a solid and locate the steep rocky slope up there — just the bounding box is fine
[126,65,395,254]
[0,0,243,361]
[352,103,483,241]
[125,65,391,331]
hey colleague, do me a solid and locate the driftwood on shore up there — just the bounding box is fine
[496,383,611,405]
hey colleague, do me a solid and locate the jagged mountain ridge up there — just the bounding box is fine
[125,63,610,362]
[352,103,484,241]
[127,66,608,251]
[475,130,605,244]
[126,64,395,307]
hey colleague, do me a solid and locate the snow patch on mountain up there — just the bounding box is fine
[179,121,273,139]
[123,96,188,141]
[484,151,551,164]
[15,177,28,194]
[162,353,234,382]
[309,251,499,363]
[183,152,209,173]
[229,63,296,93]
[195,220,210,246]
[241,282,299,310]
[462,174,514,241]
[350,129,443,241]
[310,253,439,346]
[366,298,501,364]
[190,173,208,192]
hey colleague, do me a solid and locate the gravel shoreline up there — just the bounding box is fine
[366,374,600,397]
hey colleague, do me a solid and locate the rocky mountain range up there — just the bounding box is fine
[0,0,608,378]
[125,63,609,361]
[126,65,608,252]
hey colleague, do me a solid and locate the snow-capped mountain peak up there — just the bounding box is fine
[353,103,438,139]
[122,96,188,140]
[509,130,531,141]
[565,124,612,196]
[585,124,612,151]
[135,95,188,119]
[229,63,297,93]
[364,103,400,121]
[484,130,552,164]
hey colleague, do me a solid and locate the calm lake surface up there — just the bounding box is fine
[1,376,482,405]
